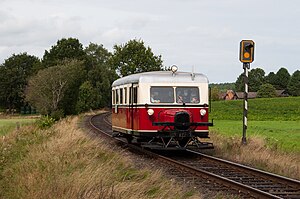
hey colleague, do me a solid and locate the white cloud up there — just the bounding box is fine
[0,0,300,82]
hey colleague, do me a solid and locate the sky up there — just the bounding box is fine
[0,0,299,83]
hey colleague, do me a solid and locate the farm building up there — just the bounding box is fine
[221,89,288,100]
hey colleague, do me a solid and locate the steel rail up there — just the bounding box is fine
[187,149,300,190]
[88,112,300,199]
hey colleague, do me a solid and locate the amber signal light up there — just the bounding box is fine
[240,40,255,63]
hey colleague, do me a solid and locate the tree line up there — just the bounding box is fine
[0,38,163,118]
[1,37,299,116]
[211,67,300,100]
[235,67,300,97]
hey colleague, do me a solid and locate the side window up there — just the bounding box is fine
[112,90,115,105]
[124,87,127,104]
[120,88,123,104]
[116,89,119,104]
[133,87,138,103]
[129,87,132,104]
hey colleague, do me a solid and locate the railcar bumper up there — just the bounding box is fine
[152,120,214,127]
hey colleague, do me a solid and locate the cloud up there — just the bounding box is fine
[1,0,300,82]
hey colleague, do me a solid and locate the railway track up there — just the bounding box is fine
[88,112,300,199]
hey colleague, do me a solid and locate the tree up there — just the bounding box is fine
[248,68,265,92]
[42,38,86,67]
[257,83,276,98]
[85,43,112,67]
[273,67,290,90]
[26,60,86,115]
[76,81,101,112]
[111,39,163,77]
[209,83,235,92]
[85,43,118,107]
[235,68,265,92]
[287,70,300,96]
[265,72,276,85]
[235,73,244,92]
[210,86,220,101]
[0,53,41,112]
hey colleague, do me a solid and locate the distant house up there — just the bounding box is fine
[222,89,289,100]
[235,92,257,99]
[219,92,226,100]
[275,90,289,97]
[222,90,257,100]
[223,90,237,100]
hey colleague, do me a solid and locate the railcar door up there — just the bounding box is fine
[129,84,138,132]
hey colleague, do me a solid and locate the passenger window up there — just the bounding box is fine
[133,87,137,103]
[176,87,200,103]
[129,87,132,104]
[150,87,174,103]
[120,88,123,104]
[116,89,119,104]
[112,90,115,105]
[124,87,127,104]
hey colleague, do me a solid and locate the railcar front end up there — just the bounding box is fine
[111,70,213,150]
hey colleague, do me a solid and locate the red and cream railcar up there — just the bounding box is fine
[111,69,213,149]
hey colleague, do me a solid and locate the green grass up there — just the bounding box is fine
[0,119,36,136]
[210,97,300,153]
[211,120,300,153]
[210,96,300,121]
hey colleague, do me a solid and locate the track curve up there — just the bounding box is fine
[88,112,300,199]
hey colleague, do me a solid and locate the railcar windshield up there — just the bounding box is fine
[176,87,200,103]
[150,86,200,104]
[150,87,174,103]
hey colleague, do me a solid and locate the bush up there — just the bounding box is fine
[257,83,276,98]
[210,86,220,101]
[76,81,101,113]
[51,109,64,121]
[36,115,56,129]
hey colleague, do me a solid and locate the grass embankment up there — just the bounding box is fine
[0,118,36,136]
[209,97,300,179]
[0,115,199,199]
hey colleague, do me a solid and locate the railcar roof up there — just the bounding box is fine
[112,71,209,87]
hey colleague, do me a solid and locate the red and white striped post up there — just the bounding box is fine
[242,63,250,144]
[239,40,255,145]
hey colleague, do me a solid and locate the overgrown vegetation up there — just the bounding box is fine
[209,133,300,180]
[0,115,200,199]
[35,115,56,129]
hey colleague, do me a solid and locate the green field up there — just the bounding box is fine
[210,97,300,121]
[210,97,300,153]
[0,118,36,136]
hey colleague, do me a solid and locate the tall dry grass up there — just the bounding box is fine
[0,115,201,199]
[209,131,300,180]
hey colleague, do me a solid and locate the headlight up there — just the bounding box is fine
[171,65,178,73]
[200,109,206,116]
[147,109,154,116]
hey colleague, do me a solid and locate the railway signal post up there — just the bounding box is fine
[239,40,255,145]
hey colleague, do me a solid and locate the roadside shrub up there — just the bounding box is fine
[50,109,64,121]
[36,115,55,129]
